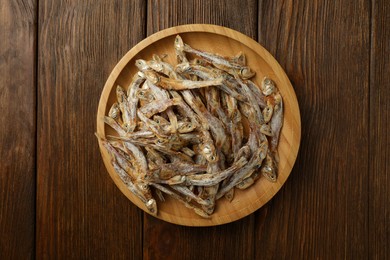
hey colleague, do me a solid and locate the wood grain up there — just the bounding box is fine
[36,0,146,258]
[0,0,387,258]
[144,0,257,259]
[147,0,258,39]
[369,0,390,258]
[144,214,254,260]
[256,1,370,258]
[0,0,36,258]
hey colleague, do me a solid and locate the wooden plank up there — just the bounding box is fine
[369,0,390,258]
[144,215,254,260]
[256,1,370,258]
[144,0,257,259]
[0,0,36,258]
[36,1,146,258]
[147,0,257,39]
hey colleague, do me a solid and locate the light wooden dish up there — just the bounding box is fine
[96,24,301,226]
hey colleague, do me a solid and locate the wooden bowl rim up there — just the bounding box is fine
[96,24,301,226]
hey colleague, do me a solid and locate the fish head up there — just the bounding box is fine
[145,199,158,215]
[143,70,160,85]
[115,85,126,102]
[261,77,276,96]
[239,67,256,79]
[261,165,277,182]
[135,59,149,71]
[174,35,185,51]
[175,62,191,73]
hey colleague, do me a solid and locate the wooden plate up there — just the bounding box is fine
[96,24,301,226]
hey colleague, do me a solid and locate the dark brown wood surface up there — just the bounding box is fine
[370,0,390,259]
[0,0,36,259]
[256,1,370,258]
[0,0,388,259]
[36,0,146,258]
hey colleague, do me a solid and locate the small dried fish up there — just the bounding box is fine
[144,70,224,90]
[261,77,276,96]
[99,35,284,219]
[126,72,146,132]
[97,134,134,174]
[270,93,283,151]
[216,142,268,200]
[108,102,120,120]
[138,98,180,118]
[174,35,189,63]
[247,80,267,109]
[177,35,255,79]
[153,161,207,179]
[103,116,126,136]
[146,80,179,132]
[176,63,248,102]
[185,157,247,186]
[109,151,157,215]
[151,183,210,218]
[261,151,278,182]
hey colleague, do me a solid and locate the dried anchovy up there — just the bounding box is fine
[98,35,284,218]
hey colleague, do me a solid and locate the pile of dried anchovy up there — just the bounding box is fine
[97,35,283,218]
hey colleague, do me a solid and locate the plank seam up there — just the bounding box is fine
[34,0,39,258]
[254,1,259,259]
[254,3,259,259]
[368,0,374,257]
[142,1,148,259]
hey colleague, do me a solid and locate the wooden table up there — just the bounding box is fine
[1,1,388,259]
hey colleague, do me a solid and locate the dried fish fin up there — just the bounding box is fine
[155,189,165,202]
[224,188,235,202]
[229,51,246,66]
